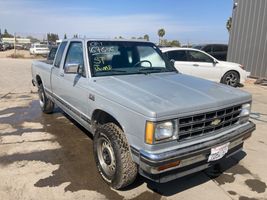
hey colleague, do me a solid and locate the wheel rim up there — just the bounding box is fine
[38,88,45,108]
[96,134,116,180]
[225,73,238,86]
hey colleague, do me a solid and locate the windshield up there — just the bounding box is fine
[36,45,48,48]
[88,41,176,77]
[193,45,204,50]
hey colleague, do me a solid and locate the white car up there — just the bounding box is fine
[161,47,250,87]
[29,44,50,55]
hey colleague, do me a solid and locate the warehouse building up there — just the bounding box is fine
[227,0,267,78]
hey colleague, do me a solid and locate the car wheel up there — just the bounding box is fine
[93,123,137,189]
[38,83,54,114]
[221,71,240,87]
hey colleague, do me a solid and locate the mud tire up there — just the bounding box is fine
[93,123,137,189]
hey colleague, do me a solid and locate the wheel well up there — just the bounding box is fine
[36,75,42,86]
[221,70,240,82]
[92,109,123,131]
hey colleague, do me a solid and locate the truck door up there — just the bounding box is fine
[57,41,90,122]
[51,41,68,94]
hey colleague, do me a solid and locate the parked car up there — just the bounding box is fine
[193,44,228,61]
[29,43,50,55]
[0,43,4,51]
[23,44,31,50]
[32,39,255,189]
[161,47,250,87]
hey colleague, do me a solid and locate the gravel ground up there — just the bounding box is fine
[0,58,266,200]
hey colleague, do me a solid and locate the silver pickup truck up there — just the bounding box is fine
[32,39,255,189]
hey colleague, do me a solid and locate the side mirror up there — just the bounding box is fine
[170,59,176,66]
[64,63,80,74]
[213,59,218,65]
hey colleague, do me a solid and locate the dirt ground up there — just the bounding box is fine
[0,49,44,59]
[0,58,267,200]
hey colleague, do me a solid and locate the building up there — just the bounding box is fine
[227,0,267,78]
[2,37,31,44]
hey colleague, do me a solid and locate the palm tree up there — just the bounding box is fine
[158,28,165,45]
[226,17,232,33]
[144,34,149,41]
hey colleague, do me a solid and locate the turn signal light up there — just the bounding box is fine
[158,160,181,171]
[145,122,154,144]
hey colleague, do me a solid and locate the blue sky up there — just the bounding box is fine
[0,0,233,44]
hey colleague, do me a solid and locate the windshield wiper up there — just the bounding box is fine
[137,67,170,73]
[96,69,127,73]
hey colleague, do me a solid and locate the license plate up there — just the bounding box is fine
[208,143,229,162]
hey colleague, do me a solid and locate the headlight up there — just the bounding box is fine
[240,103,251,123]
[240,103,251,116]
[145,120,177,144]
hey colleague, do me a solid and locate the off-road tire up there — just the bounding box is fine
[93,123,138,189]
[221,71,240,87]
[38,83,54,114]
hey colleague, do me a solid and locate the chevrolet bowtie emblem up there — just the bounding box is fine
[211,118,221,126]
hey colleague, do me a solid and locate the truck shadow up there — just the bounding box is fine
[0,97,249,199]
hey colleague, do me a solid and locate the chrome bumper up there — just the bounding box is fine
[131,121,255,183]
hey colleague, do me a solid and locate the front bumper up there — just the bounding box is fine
[132,121,255,183]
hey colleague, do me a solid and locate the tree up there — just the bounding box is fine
[2,29,13,38]
[64,33,67,39]
[158,28,165,45]
[169,40,181,47]
[47,33,59,42]
[160,39,181,47]
[144,34,149,41]
[226,17,232,33]
[131,36,136,39]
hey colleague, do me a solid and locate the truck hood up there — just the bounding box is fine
[93,73,251,118]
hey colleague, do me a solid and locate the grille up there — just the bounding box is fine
[178,104,242,141]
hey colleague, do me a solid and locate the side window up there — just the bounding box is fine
[54,42,67,68]
[222,45,228,51]
[64,42,85,76]
[213,45,224,52]
[187,50,213,62]
[167,50,187,61]
[203,45,212,53]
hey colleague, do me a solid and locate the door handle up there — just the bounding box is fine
[59,72,64,77]
[193,64,199,67]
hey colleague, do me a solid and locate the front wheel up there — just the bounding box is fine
[38,83,54,114]
[221,71,240,87]
[93,123,137,189]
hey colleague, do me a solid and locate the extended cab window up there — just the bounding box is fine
[166,50,187,61]
[187,50,213,63]
[203,45,212,53]
[64,42,85,76]
[54,42,67,68]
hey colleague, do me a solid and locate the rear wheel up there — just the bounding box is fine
[38,83,54,114]
[93,123,137,189]
[221,71,240,87]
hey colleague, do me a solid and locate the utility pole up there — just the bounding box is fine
[14,32,17,57]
